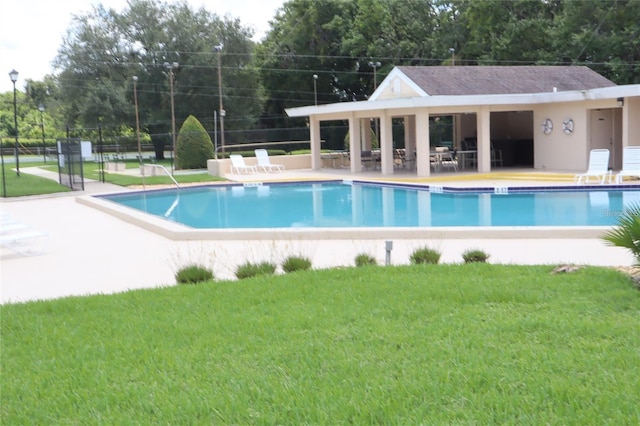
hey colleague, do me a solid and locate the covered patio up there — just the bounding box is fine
[286,66,640,177]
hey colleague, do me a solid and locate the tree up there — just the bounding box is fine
[54,0,263,159]
[176,115,214,169]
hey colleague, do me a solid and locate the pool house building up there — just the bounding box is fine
[285,66,640,177]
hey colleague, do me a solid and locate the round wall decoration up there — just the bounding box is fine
[562,118,574,134]
[542,118,553,135]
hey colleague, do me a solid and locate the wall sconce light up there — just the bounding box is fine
[617,97,624,107]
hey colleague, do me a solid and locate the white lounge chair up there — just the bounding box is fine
[255,149,285,172]
[615,146,640,184]
[575,149,612,184]
[1,216,49,256]
[229,154,257,174]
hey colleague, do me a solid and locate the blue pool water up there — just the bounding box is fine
[100,182,636,229]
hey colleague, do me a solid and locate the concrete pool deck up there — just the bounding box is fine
[0,167,635,304]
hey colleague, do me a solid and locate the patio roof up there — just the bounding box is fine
[394,65,616,96]
[286,83,640,118]
[286,65,639,119]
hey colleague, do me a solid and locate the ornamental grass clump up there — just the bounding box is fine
[235,261,277,280]
[462,248,490,264]
[175,264,214,284]
[355,253,377,267]
[282,256,312,273]
[602,203,640,264]
[410,247,441,264]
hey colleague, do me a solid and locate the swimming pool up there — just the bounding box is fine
[82,181,638,240]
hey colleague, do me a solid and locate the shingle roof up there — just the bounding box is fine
[396,66,616,96]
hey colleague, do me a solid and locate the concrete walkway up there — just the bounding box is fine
[0,167,633,304]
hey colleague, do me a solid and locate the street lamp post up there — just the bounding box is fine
[368,62,381,148]
[9,69,20,177]
[132,76,142,164]
[0,137,5,197]
[214,45,225,157]
[449,48,455,66]
[368,61,381,91]
[164,62,179,172]
[313,74,318,105]
[38,104,46,163]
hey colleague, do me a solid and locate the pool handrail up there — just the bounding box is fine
[143,164,180,190]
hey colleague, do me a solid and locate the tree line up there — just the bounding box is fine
[1,0,639,155]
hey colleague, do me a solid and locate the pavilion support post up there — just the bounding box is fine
[415,110,430,177]
[349,115,362,173]
[477,107,491,173]
[309,116,322,170]
[379,110,394,175]
[404,115,416,166]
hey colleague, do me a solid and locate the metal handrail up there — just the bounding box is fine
[143,164,180,190]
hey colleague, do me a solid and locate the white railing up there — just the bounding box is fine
[143,164,180,190]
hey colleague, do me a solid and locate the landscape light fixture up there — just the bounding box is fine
[214,44,226,157]
[449,48,455,66]
[164,62,179,172]
[9,69,20,176]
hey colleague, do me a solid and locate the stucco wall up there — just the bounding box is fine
[534,102,590,171]
[207,154,312,176]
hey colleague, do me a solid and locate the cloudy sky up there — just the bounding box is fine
[0,0,285,92]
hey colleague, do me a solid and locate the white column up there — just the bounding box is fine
[477,107,491,173]
[363,119,372,150]
[404,115,416,160]
[349,115,363,173]
[415,110,430,177]
[309,116,322,170]
[379,110,394,175]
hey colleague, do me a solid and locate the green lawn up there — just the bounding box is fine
[0,163,70,196]
[0,159,225,197]
[2,264,638,424]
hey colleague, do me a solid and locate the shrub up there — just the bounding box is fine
[175,264,214,284]
[602,202,640,264]
[282,256,312,273]
[462,249,490,263]
[176,115,215,169]
[235,261,277,280]
[355,253,377,267]
[410,247,441,264]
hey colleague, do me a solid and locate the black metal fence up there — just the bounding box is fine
[57,139,85,191]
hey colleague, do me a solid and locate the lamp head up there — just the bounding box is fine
[214,44,223,52]
[313,74,318,80]
[132,75,138,82]
[38,103,45,112]
[9,69,18,83]
[449,48,455,54]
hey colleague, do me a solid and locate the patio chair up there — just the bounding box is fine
[229,154,258,174]
[615,146,640,184]
[574,149,612,184]
[255,149,285,172]
[440,148,458,172]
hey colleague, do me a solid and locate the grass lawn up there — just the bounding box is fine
[2,264,638,424]
[0,163,70,196]
[0,159,225,197]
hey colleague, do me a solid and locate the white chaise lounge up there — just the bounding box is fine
[255,149,285,172]
[615,146,640,184]
[229,154,257,174]
[575,149,612,184]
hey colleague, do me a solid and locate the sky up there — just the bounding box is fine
[0,0,285,93]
